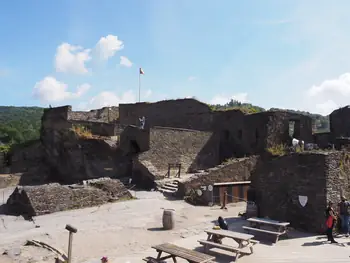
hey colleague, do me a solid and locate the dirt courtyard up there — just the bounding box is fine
[1,189,350,263]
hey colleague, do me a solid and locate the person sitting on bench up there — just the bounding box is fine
[212,216,229,244]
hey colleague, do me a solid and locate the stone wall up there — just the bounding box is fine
[41,107,131,184]
[42,106,121,137]
[217,111,313,159]
[10,140,43,173]
[119,125,150,154]
[140,127,219,174]
[119,99,213,131]
[330,106,350,138]
[250,152,347,233]
[119,99,313,159]
[70,120,119,137]
[5,178,132,217]
[326,151,350,202]
[314,132,331,148]
[212,110,246,160]
[132,127,220,184]
[177,156,259,198]
[68,106,119,123]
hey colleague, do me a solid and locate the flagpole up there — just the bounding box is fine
[138,70,141,102]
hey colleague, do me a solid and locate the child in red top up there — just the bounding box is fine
[326,201,338,243]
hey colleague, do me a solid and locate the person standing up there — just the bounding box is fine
[338,196,350,237]
[326,201,338,243]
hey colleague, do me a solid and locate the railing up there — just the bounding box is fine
[165,163,181,178]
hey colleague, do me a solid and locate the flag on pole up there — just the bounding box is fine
[139,68,144,75]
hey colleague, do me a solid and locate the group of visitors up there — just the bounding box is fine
[325,195,350,243]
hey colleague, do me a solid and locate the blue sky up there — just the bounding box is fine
[1,0,350,115]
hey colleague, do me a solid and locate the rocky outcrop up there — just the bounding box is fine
[6,178,132,217]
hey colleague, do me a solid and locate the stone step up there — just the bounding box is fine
[162,185,178,191]
[164,183,178,188]
[159,188,177,194]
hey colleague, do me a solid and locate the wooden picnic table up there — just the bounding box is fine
[247,217,290,232]
[198,229,259,262]
[243,217,290,243]
[144,243,215,263]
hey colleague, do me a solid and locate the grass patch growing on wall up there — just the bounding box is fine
[267,144,288,156]
[71,124,93,139]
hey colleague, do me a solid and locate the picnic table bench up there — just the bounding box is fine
[198,229,259,262]
[143,243,215,263]
[243,217,290,243]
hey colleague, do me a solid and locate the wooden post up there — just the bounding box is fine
[65,224,77,263]
[221,191,228,210]
[167,164,171,178]
[178,163,181,178]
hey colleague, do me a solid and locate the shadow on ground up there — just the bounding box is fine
[193,245,236,263]
[209,215,317,246]
[147,227,166,232]
[0,204,7,215]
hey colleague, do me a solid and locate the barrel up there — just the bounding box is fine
[162,209,175,230]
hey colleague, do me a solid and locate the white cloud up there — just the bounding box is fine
[120,56,132,67]
[210,93,249,105]
[95,35,124,60]
[315,100,338,116]
[55,43,91,74]
[78,90,136,110]
[305,73,350,115]
[188,76,196,81]
[308,73,350,97]
[32,76,90,103]
[144,89,152,98]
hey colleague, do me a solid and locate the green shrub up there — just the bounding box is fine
[267,144,287,156]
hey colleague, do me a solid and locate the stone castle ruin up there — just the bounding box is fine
[3,99,350,233]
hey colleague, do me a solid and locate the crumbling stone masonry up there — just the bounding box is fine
[6,178,132,217]
[119,99,213,131]
[177,156,259,199]
[41,106,131,184]
[68,106,119,123]
[251,152,350,233]
[119,99,313,160]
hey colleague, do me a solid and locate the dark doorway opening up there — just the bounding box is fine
[289,120,301,138]
[130,140,140,154]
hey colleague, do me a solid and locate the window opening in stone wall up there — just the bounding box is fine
[238,130,242,140]
[289,121,295,137]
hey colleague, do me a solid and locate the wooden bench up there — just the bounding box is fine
[146,243,215,263]
[198,229,258,262]
[243,226,285,243]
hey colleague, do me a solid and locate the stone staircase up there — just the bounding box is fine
[157,180,179,196]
